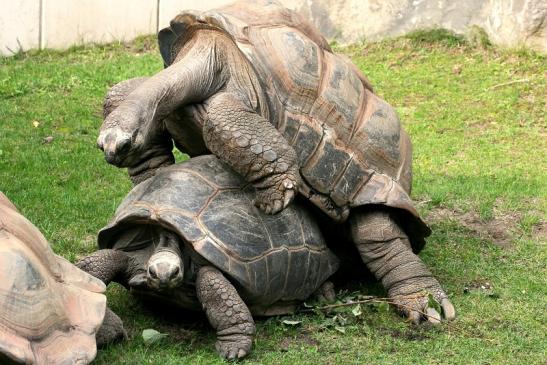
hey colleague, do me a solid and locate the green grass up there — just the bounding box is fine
[1,32,545,364]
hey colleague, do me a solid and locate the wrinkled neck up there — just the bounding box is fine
[128,153,175,185]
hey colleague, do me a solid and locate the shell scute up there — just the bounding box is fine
[249,26,321,114]
[311,52,365,141]
[283,113,323,166]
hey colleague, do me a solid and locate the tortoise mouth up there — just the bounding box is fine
[128,272,148,289]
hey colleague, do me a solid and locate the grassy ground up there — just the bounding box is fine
[1,32,545,364]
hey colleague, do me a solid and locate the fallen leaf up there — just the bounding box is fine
[142,329,168,345]
[452,65,462,74]
[427,293,442,313]
[282,320,302,326]
[42,136,54,144]
[32,120,40,128]
[334,326,346,334]
[351,304,362,317]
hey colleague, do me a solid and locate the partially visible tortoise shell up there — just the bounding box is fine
[98,156,339,308]
[0,192,106,365]
[159,0,431,252]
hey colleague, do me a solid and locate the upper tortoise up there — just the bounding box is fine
[97,0,455,323]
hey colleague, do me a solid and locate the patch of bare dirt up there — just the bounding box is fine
[377,326,432,341]
[280,332,320,351]
[532,220,546,241]
[463,278,500,298]
[426,203,521,249]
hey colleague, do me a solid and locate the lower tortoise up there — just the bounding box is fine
[77,155,339,360]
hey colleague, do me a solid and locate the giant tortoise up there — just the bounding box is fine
[77,155,339,359]
[0,192,125,365]
[96,0,455,323]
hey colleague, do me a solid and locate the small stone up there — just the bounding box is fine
[42,136,54,144]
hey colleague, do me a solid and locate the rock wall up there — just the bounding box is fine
[290,0,547,51]
[1,0,545,56]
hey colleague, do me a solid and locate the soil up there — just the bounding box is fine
[532,220,546,241]
[280,332,320,351]
[426,202,523,249]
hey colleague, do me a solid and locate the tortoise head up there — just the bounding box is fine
[97,99,172,169]
[146,250,184,290]
[145,228,185,290]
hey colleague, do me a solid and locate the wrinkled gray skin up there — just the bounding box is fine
[96,10,454,324]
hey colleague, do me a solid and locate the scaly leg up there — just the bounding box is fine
[76,249,130,285]
[350,210,456,324]
[196,266,256,360]
[95,307,127,347]
[204,93,300,214]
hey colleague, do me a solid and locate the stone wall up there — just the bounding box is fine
[1,0,545,56]
[292,0,547,51]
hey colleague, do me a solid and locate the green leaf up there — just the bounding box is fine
[142,329,168,346]
[333,314,347,326]
[371,301,390,313]
[282,320,302,326]
[427,293,442,313]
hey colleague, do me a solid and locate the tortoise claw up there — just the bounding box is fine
[426,308,442,324]
[441,298,456,320]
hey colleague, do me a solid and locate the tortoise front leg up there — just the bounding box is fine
[204,93,300,214]
[350,210,456,324]
[196,266,256,360]
[76,249,130,286]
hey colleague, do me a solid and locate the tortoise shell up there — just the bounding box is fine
[159,0,430,252]
[0,192,106,365]
[97,156,339,307]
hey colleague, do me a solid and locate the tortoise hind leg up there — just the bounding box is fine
[196,266,256,360]
[350,209,455,324]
